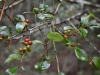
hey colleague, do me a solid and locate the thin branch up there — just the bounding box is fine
[53,41,60,73]
[8,10,88,40]
[54,3,61,15]
[0,0,25,12]
[66,0,100,8]
[0,0,6,21]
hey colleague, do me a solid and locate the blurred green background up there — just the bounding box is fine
[0,0,100,75]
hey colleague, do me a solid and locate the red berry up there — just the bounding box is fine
[28,41,33,45]
[24,38,30,42]
[64,35,68,38]
[25,19,30,23]
[73,33,77,36]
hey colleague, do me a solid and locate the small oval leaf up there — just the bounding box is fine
[75,48,88,61]
[37,13,45,20]
[16,22,26,33]
[0,26,7,32]
[97,34,100,37]
[47,32,64,42]
[34,61,50,71]
[32,40,43,44]
[63,26,73,31]
[5,54,21,64]
[80,28,88,38]
[44,14,54,19]
[92,56,100,68]
[16,15,25,21]
[6,67,18,75]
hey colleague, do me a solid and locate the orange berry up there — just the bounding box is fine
[64,35,69,38]
[28,41,33,45]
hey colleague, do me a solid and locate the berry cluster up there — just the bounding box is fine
[19,38,33,55]
[64,29,77,37]
[63,29,77,47]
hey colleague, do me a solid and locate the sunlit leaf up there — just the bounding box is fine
[0,26,7,32]
[97,34,100,37]
[41,61,50,70]
[81,13,94,26]
[37,13,45,20]
[58,72,66,75]
[34,62,42,71]
[16,22,26,33]
[44,14,54,19]
[37,13,54,20]
[93,56,100,68]
[63,26,73,31]
[34,61,50,71]
[5,54,21,64]
[16,15,25,21]
[39,4,48,11]
[21,66,25,70]
[75,48,88,61]
[0,31,9,36]
[80,28,88,38]
[63,38,72,46]
[6,67,18,75]
[32,40,43,44]
[47,32,63,42]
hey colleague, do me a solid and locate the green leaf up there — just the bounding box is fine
[39,4,48,11]
[34,61,50,71]
[97,34,100,37]
[5,54,21,64]
[33,7,39,14]
[0,31,9,36]
[58,72,66,75]
[81,13,94,26]
[63,38,72,46]
[88,13,94,19]
[41,61,50,70]
[47,32,64,42]
[32,40,43,44]
[0,0,2,2]
[63,26,73,31]
[75,48,88,61]
[37,13,54,20]
[37,13,45,20]
[80,28,88,38]
[93,56,100,68]
[34,62,42,71]
[6,67,18,75]
[0,26,7,32]
[44,14,54,19]
[16,15,25,21]
[16,22,26,33]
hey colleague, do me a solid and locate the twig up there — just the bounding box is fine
[53,41,60,73]
[0,0,25,12]
[0,0,6,21]
[54,3,61,15]
[94,16,100,23]
[66,0,100,8]
[8,10,88,40]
